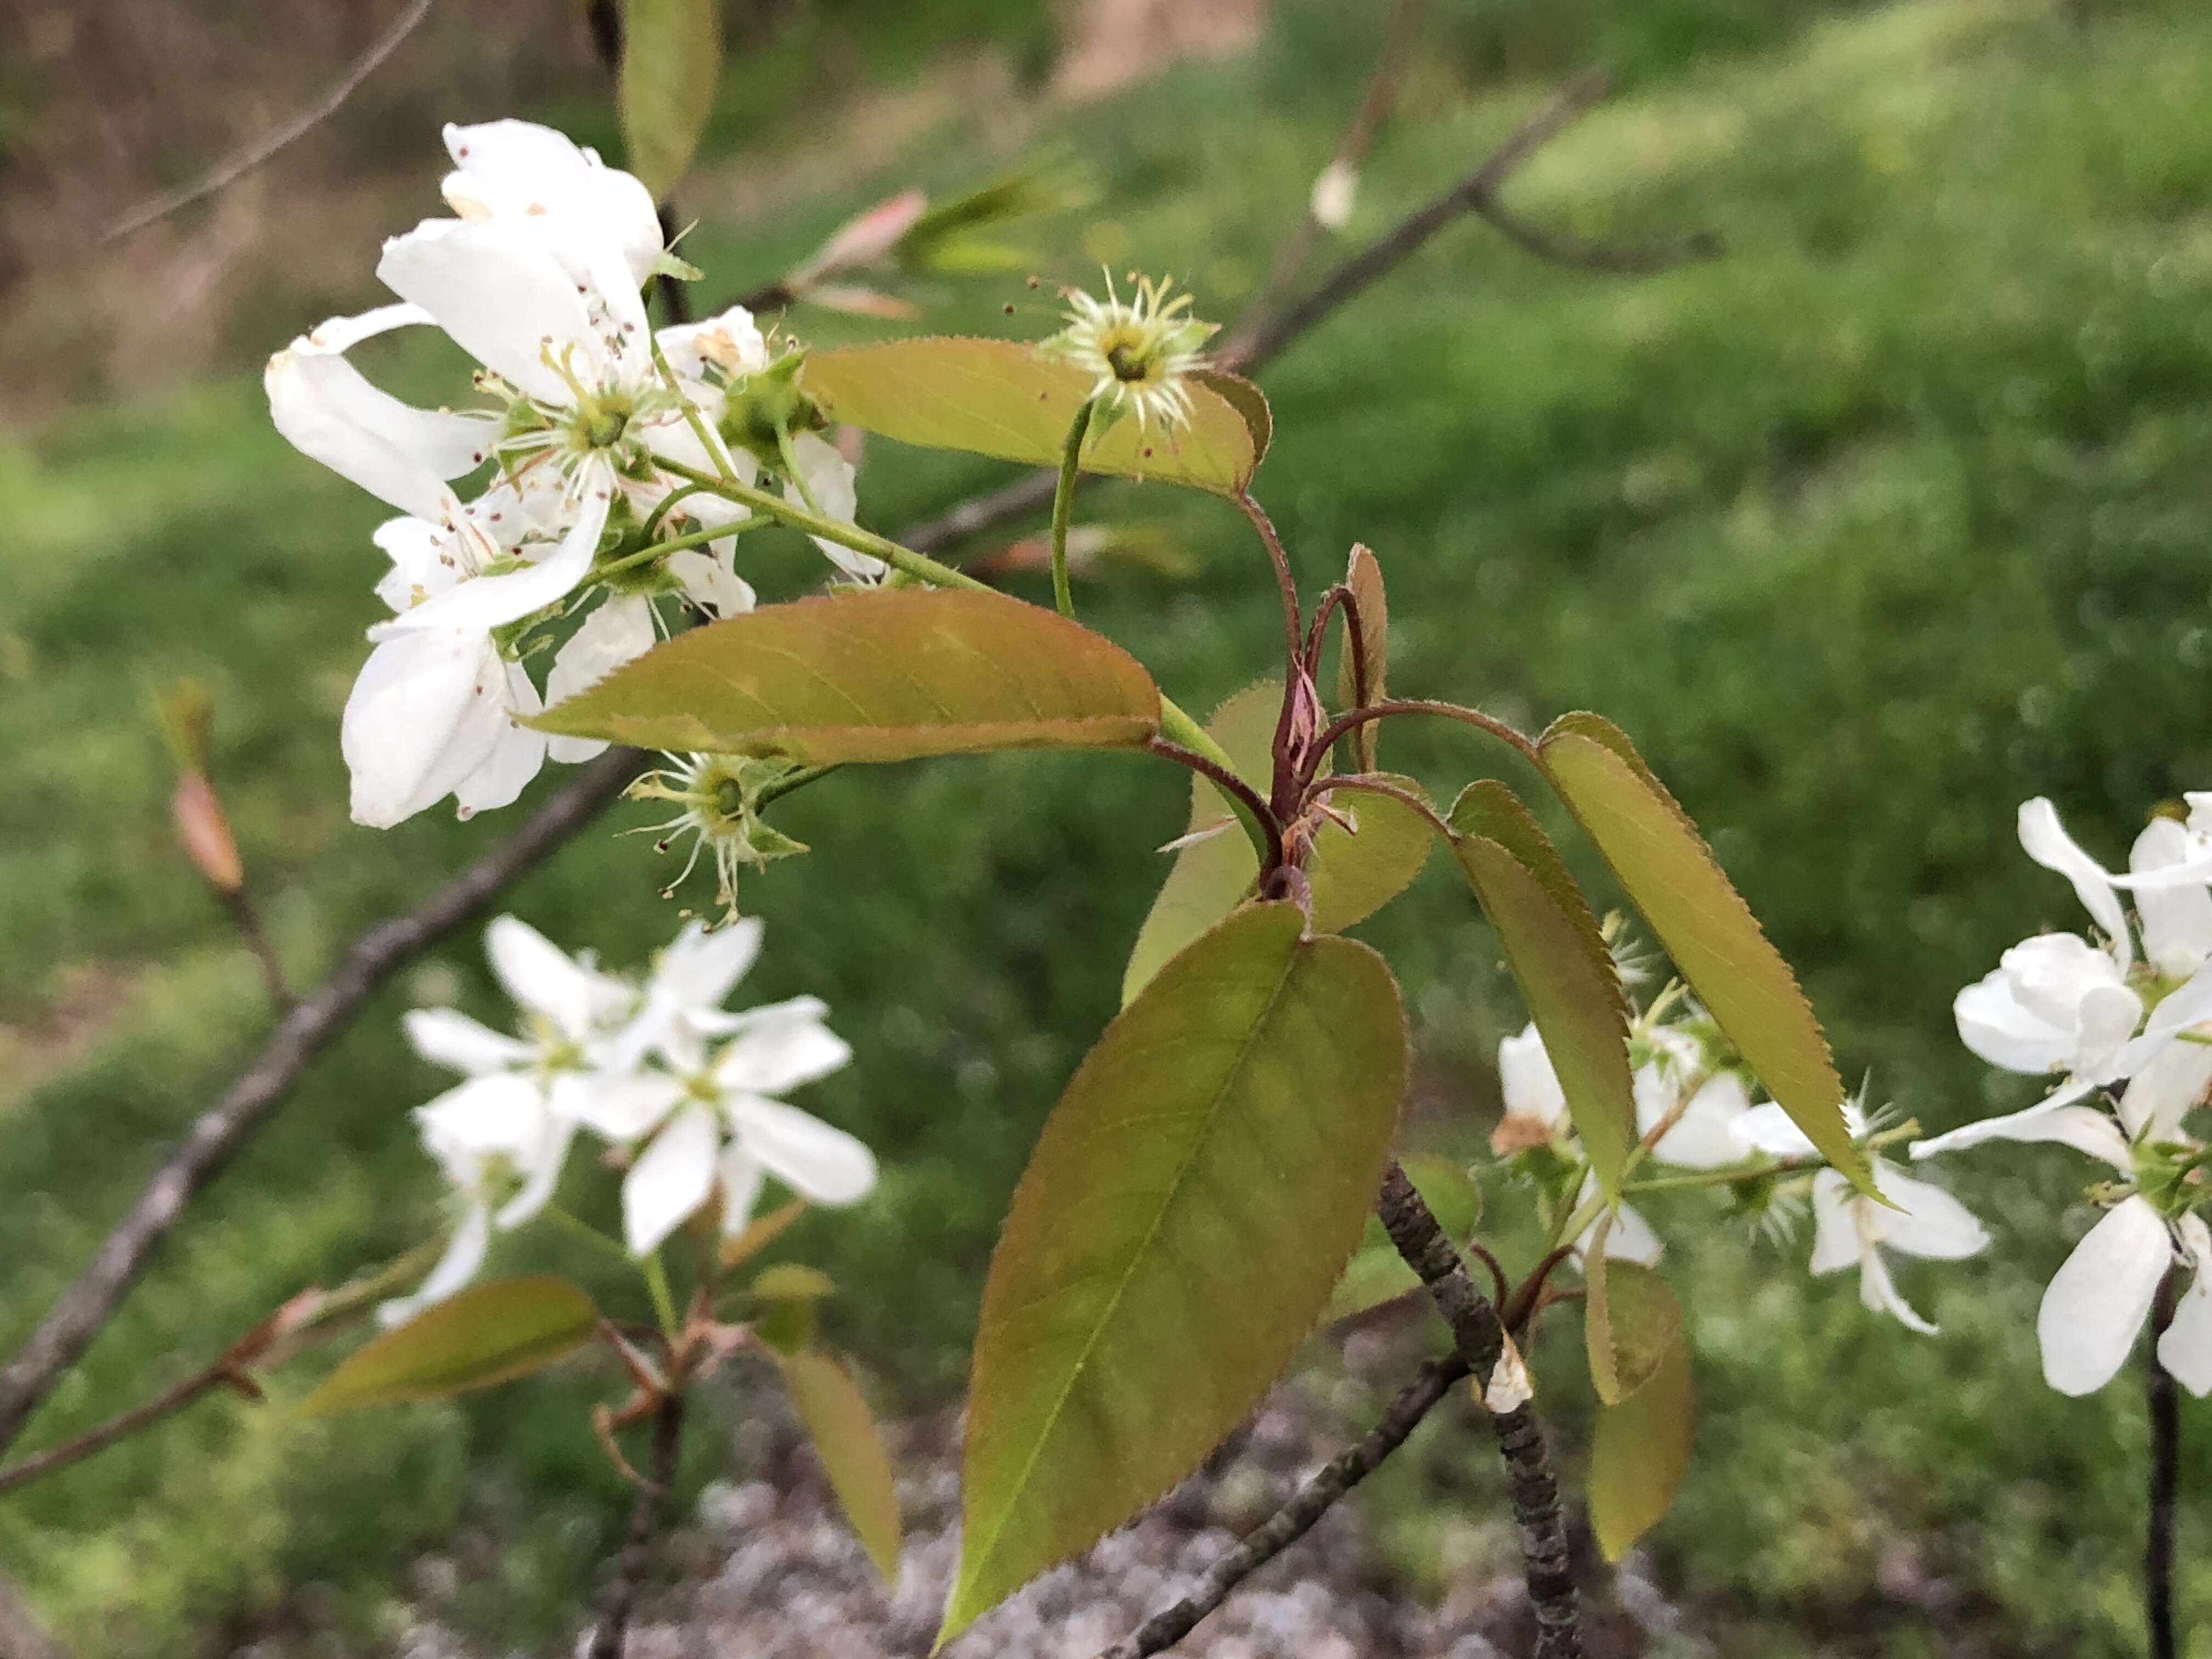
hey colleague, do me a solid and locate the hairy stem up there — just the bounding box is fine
[586,1390,686,1659]
[1376,1162,1581,1658]
[1097,1353,1471,1659]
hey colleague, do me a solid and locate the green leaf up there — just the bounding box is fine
[1588,1335,1695,1560]
[947,902,1407,1640]
[1121,682,1434,1006]
[1447,781,1636,1199]
[1583,1255,1681,1407]
[300,1278,596,1414]
[773,1348,904,1581]
[533,589,1161,762]
[617,0,721,199]
[799,337,1261,495]
[1534,714,1870,1193]
[1333,544,1387,771]
[1326,1156,1480,1321]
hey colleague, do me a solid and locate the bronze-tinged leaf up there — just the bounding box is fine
[1588,1335,1695,1560]
[1535,714,1870,1193]
[532,589,1160,762]
[1447,781,1636,1199]
[1333,545,1387,771]
[946,902,1407,1640]
[300,1278,596,1414]
[774,1348,904,1581]
[798,337,1260,495]
[1583,1256,1682,1406]
[617,0,721,198]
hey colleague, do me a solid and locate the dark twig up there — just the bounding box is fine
[222,888,296,1011]
[0,748,646,1457]
[1098,1352,1472,1659]
[1376,1163,1581,1659]
[588,1389,687,1659]
[1466,194,1722,275]
[2149,1270,2182,1659]
[100,0,436,244]
[1222,0,1429,364]
[0,1368,236,1497]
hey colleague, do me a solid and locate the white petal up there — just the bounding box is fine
[298,301,437,353]
[1856,1244,1939,1335]
[372,484,608,637]
[377,218,604,402]
[266,346,488,521]
[712,1013,852,1095]
[373,516,458,612]
[1648,1071,1753,1170]
[1868,1164,1990,1260]
[415,1073,546,1154]
[565,1071,687,1143]
[1911,1093,2129,1171]
[730,1097,876,1205]
[654,918,764,1012]
[2039,1196,2172,1395]
[1498,1025,1568,1128]
[623,1104,721,1254]
[442,119,663,287]
[666,549,756,620]
[486,915,600,1034]
[340,629,507,828]
[496,1112,575,1231]
[717,1143,769,1237]
[1955,969,2075,1075]
[659,305,768,382]
[543,594,657,763]
[1808,1171,1860,1276]
[2076,982,2148,1081]
[1734,1100,1818,1160]
[377,1202,492,1327]
[2119,1039,2212,1142]
[2117,962,2212,1077]
[2160,1217,2212,1396]
[403,1007,531,1074]
[453,660,547,816]
[2132,819,2212,977]
[786,432,882,580]
[2019,798,2131,968]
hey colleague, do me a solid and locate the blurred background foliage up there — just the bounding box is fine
[5,0,2212,1652]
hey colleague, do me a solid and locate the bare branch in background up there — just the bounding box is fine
[100,0,436,245]
[1223,0,1429,363]
[1097,1352,1472,1659]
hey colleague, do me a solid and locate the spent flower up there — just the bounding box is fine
[1039,270,1216,433]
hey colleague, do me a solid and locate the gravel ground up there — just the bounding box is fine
[394,1343,1699,1659]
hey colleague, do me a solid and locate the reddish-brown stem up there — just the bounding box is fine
[1144,737,1285,891]
[1309,774,1456,842]
[1307,699,1538,780]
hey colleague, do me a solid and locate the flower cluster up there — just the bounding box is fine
[1497,953,1987,1334]
[1917,795,2212,1395]
[267,120,870,832]
[379,913,874,1325]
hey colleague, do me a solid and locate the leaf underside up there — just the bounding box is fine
[775,1347,904,1582]
[617,0,721,198]
[947,901,1407,1640]
[1588,1335,1695,1560]
[300,1277,597,1414]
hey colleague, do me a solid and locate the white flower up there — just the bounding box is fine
[571,996,869,1254]
[1493,1024,1661,1265]
[1955,933,2142,1084]
[1632,1028,1754,1170]
[2039,1199,2212,1396]
[783,431,882,581]
[604,917,769,1072]
[377,1072,576,1325]
[438,119,663,296]
[1039,272,1216,433]
[1807,1159,1987,1334]
[1309,159,1358,231]
[402,915,631,1111]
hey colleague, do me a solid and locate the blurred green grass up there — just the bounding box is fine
[7,0,2212,1651]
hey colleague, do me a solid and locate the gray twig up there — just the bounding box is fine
[1376,1162,1582,1659]
[100,0,436,244]
[1098,1353,1471,1659]
[588,1390,687,1659]
[0,747,646,1457]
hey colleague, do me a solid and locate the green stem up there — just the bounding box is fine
[641,1251,681,1342]
[651,340,742,483]
[755,763,838,806]
[594,515,768,582]
[544,1205,634,1266]
[776,422,826,516]
[1051,399,1096,618]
